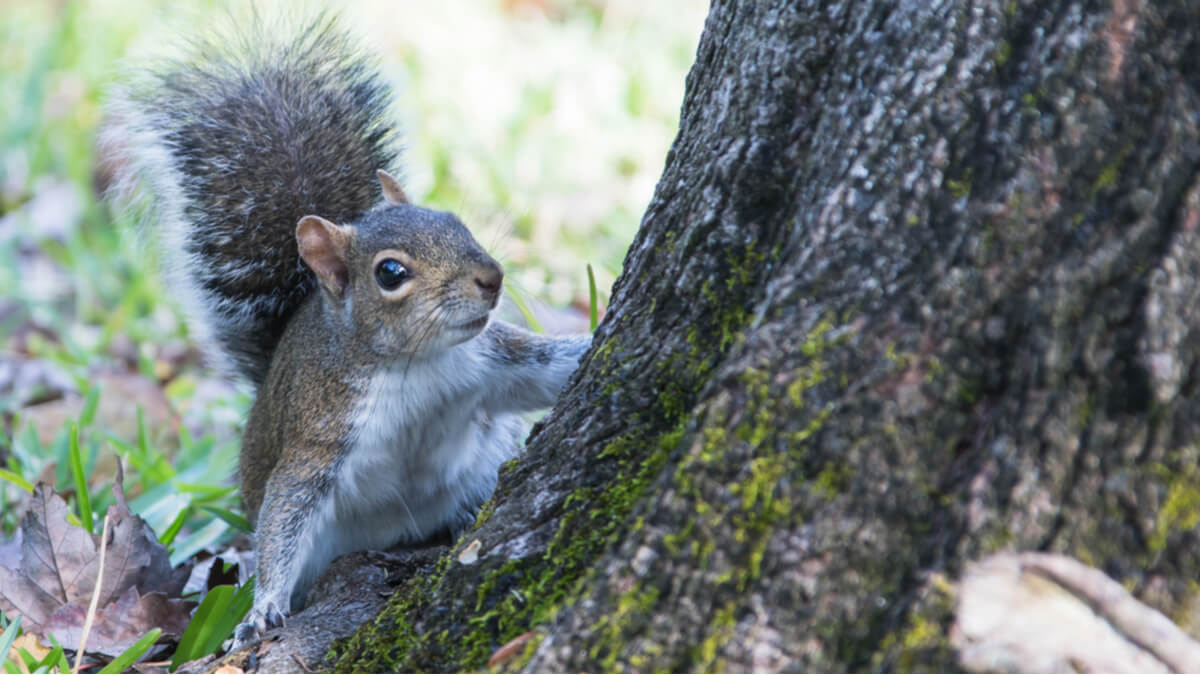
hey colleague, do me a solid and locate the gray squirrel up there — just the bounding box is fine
[105,14,591,647]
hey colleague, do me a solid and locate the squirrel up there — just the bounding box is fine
[104,13,591,646]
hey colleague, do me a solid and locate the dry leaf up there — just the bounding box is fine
[0,486,101,633]
[44,587,192,657]
[488,631,536,668]
[0,483,192,649]
[9,633,51,665]
[182,548,256,598]
[0,528,21,571]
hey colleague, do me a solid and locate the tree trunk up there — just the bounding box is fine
[325,0,1200,671]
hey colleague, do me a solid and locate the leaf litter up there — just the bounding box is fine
[0,465,195,659]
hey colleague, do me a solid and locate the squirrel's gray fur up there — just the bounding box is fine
[106,13,399,387]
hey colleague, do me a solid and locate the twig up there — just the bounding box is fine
[73,514,111,674]
[293,653,314,673]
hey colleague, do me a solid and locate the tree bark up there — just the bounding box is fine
[321,0,1200,671]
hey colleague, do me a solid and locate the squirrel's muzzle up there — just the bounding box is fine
[474,263,503,306]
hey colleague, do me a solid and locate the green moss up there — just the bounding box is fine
[1090,145,1131,198]
[994,40,1011,67]
[802,318,833,356]
[884,341,914,370]
[946,170,973,200]
[1077,392,1095,428]
[1093,161,1120,194]
[589,585,662,670]
[923,355,944,382]
[591,338,618,366]
[956,376,982,405]
[870,574,957,671]
[813,461,851,499]
[726,239,767,290]
[691,600,737,672]
[1149,472,1200,553]
[473,497,497,528]
[980,523,1015,553]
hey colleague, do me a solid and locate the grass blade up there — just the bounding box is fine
[169,518,229,568]
[171,585,230,670]
[98,627,161,674]
[586,263,599,331]
[78,385,102,429]
[0,615,20,670]
[506,288,544,334]
[38,638,69,674]
[68,423,92,532]
[198,505,252,533]
[171,579,255,671]
[174,483,235,500]
[159,506,189,547]
[0,468,33,493]
[136,406,149,463]
[173,583,232,671]
[17,646,39,671]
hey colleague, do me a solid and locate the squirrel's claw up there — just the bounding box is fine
[230,603,286,651]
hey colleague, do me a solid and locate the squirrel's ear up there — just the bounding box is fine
[297,215,352,298]
[377,169,409,206]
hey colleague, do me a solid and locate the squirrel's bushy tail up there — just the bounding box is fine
[105,12,398,387]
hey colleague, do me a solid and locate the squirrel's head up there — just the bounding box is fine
[295,170,503,357]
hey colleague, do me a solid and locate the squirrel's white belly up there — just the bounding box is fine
[297,351,522,593]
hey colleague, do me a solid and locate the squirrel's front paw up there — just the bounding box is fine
[231,603,286,650]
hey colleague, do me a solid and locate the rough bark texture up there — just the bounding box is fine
[322,0,1200,671]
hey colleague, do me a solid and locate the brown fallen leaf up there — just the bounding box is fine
[44,587,192,657]
[9,632,51,665]
[0,486,100,633]
[488,631,536,669]
[0,528,21,571]
[0,478,192,652]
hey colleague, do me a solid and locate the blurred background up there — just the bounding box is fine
[0,0,705,548]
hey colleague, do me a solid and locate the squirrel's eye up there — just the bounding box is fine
[375,258,409,290]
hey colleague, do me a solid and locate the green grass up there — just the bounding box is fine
[0,0,704,667]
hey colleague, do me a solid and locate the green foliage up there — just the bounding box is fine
[171,582,255,671]
[587,263,599,331]
[504,287,546,334]
[99,628,162,674]
[0,615,21,673]
[67,423,91,532]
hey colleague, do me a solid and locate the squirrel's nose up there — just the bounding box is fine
[474,266,503,303]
